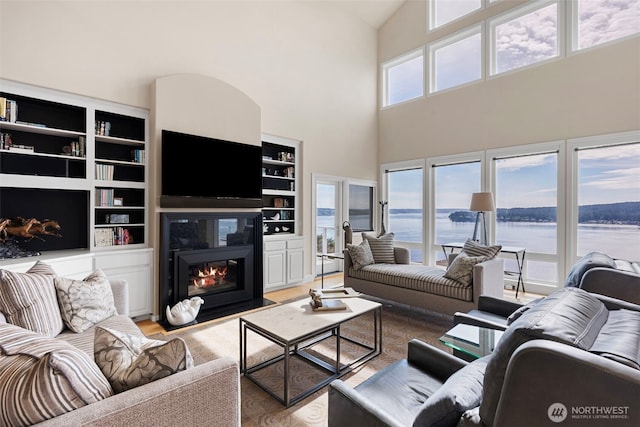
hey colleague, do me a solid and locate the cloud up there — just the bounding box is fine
[496,152,556,171]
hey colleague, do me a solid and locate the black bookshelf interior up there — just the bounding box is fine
[0,92,85,132]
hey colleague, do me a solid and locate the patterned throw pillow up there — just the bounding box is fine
[346,239,375,270]
[94,326,194,393]
[55,269,117,333]
[444,251,488,286]
[362,232,396,264]
[462,239,502,259]
[0,263,64,337]
[0,322,113,426]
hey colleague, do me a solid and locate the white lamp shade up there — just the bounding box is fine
[470,192,495,212]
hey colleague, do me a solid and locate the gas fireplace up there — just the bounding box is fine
[160,212,265,328]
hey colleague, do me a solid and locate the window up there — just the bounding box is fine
[571,0,640,51]
[429,0,482,30]
[492,145,561,284]
[431,159,481,264]
[383,49,424,107]
[383,162,424,263]
[573,140,640,261]
[430,25,482,93]
[490,1,561,75]
[348,184,374,232]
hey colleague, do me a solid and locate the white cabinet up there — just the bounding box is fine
[0,249,153,318]
[264,237,304,291]
[93,248,153,317]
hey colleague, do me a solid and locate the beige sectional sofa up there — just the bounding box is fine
[0,268,240,427]
[344,246,505,316]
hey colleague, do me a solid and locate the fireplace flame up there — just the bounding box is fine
[193,266,228,288]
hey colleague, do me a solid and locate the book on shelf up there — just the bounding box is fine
[95,188,115,206]
[0,97,17,123]
[95,164,115,180]
[131,149,145,163]
[94,227,132,246]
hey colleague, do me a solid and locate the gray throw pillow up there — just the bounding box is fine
[444,251,488,286]
[94,326,194,393]
[347,239,375,270]
[462,239,501,259]
[413,357,489,427]
[362,232,396,264]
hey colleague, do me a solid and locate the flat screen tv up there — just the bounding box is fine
[161,130,263,208]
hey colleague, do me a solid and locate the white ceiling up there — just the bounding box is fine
[327,0,407,29]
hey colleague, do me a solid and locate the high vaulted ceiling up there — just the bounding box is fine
[326,0,406,29]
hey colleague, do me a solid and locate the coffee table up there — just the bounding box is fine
[239,297,382,407]
[439,323,504,361]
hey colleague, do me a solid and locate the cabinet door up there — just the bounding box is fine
[94,249,152,317]
[287,248,304,284]
[264,250,286,289]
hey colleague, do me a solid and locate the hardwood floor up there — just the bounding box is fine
[137,272,541,335]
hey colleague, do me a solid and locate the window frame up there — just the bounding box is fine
[567,0,640,55]
[428,0,484,31]
[380,159,426,264]
[428,23,484,95]
[381,47,425,108]
[566,130,640,269]
[488,0,564,78]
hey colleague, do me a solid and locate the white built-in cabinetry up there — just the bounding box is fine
[261,134,304,290]
[0,80,152,317]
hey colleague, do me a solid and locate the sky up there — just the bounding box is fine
[389,0,640,100]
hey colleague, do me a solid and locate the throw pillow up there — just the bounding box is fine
[0,322,113,426]
[413,357,489,427]
[462,239,501,259]
[0,263,64,337]
[362,232,396,264]
[55,269,117,333]
[444,251,488,286]
[346,239,375,270]
[94,326,194,393]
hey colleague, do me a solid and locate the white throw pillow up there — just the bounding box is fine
[55,269,117,333]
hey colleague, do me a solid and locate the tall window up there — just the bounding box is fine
[490,1,560,75]
[383,49,424,107]
[493,148,560,283]
[429,0,482,30]
[348,184,374,232]
[430,26,482,93]
[385,164,424,263]
[571,0,640,51]
[432,160,481,264]
[575,142,640,261]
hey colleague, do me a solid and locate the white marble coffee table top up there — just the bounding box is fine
[240,297,380,342]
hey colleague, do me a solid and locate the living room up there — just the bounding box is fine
[1,0,639,426]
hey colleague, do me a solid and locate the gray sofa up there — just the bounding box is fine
[343,247,505,316]
[329,287,640,426]
[0,278,240,427]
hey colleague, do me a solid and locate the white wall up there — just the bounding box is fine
[377,0,640,163]
[0,0,380,286]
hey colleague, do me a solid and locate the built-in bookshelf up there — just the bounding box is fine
[262,137,299,237]
[0,80,148,252]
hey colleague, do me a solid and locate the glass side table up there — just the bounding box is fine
[440,323,504,361]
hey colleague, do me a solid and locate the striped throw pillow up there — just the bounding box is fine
[0,264,64,337]
[462,239,502,259]
[0,323,113,426]
[362,232,396,264]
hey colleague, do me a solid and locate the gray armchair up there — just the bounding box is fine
[329,288,640,427]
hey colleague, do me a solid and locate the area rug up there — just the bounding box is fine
[149,297,454,426]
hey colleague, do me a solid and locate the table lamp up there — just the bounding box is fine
[470,192,495,245]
